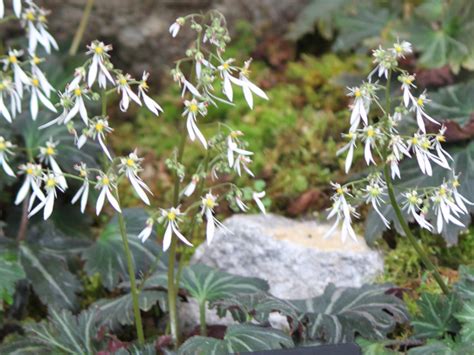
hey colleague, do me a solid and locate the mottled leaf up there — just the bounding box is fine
[178,324,294,355]
[0,255,25,305]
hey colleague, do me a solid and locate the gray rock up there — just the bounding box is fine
[179,213,384,331]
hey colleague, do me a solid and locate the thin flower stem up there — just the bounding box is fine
[68,0,95,56]
[383,166,450,295]
[168,121,188,347]
[199,300,207,336]
[116,194,146,346]
[382,70,449,295]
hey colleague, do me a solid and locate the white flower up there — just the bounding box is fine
[363,178,389,227]
[218,58,241,102]
[183,98,208,148]
[39,91,74,128]
[402,190,432,231]
[71,163,89,213]
[433,126,453,168]
[226,130,253,168]
[239,59,268,109]
[34,8,58,53]
[65,86,89,125]
[22,6,58,54]
[412,93,439,133]
[201,193,230,245]
[389,135,410,161]
[138,218,154,243]
[95,172,121,215]
[29,76,57,120]
[325,183,359,242]
[450,175,473,213]
[363,126,379,165]
[174,71,202,98]
[253,191,266,214]
[169,17,184,38]
[183,175,199,197]
[30,55,54,97]
[116,73,141,112]
[408,134,449,176]
[2,49,30,97]
[160,207,192,251]
[431,184,465,233]
[337,132,357,173]
[391,40,412,58]
[370,46,397,79]
[28,172,63,220]
[138,72,163,116]
[15,163,45,208]
[233,155,254,177]
[0,76,21,122]
[86,41,114,88]
[89,117,113,160]
[348,86,369,132]
[235,195,249,212]
[38,138,67,189]
[0,136,15,177]
[119,151,152,205]
[399,73,416,108]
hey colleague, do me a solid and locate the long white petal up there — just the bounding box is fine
[129,174,150,205]
[206,210,215,245]
[105,188,121,212]
[43,192,55,220]
[15,179,30,205]
[163,223,172,251]
[96,187,106,215]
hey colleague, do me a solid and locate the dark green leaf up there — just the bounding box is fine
[25,308,102,354]
[181,264,269,304]
[289,284,409,343]
[412,293,462,338]
[82,208,167,290]
[178,324,294,355]
[0,338,49,354]
[91,290,167,329]
[19,243,82,310]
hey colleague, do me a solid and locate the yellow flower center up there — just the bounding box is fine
[94,46,104,55]
[367,128,375,137]
[102,176,110,185]
[403,78,412,85]
[347,132,354,139]
[26,168,33,175]
[74,88,82,96]
[439,187,446,196]
[32,78,40,87]
[417,98,424,106]
[140,81,149,90]
[205,198,215,208]
[336,187,344,195]
[0,142,5,150]
[411,137,418,145]
[95,122,104,132]
[421,140,430,150]
[167,211,176,221]
[118,78,127,86]
[408,195,418,204]
[9,55,17,64]
[126,158,135,167]
[354,89,361,98]
[394,44,402,53]
[436,135,446,142]
[189,103,198,113]
[38,15,47,23]
[33,56,41,65]
[26,11,35,21]
[453,179,460,188]
[222,62,230,70]
[46,178,56,188]
[230,131,239,138]
[46,146,55,155]
[80,170,87,177]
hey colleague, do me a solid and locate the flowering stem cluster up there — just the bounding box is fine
[328,40,472,295]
